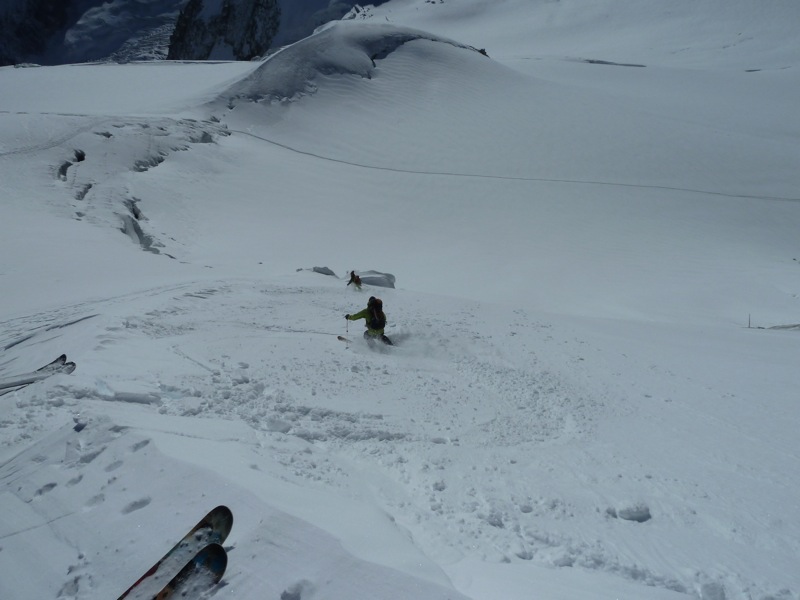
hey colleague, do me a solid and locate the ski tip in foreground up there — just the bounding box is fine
[195,505,234,545]
[116,506,234,600]
[156,543,227,600]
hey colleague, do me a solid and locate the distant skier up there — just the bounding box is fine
[347,270,362,290]
[345,296,393,345]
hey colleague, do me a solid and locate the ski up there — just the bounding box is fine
[0,356,76,393]
[338,335,395,347]
[155,543,227,599]
[37,354,68,371]
[118,505,233,600]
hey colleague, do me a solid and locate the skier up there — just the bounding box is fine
[347,270,362,290]
[345,296,393,345]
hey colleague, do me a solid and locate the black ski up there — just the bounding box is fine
[118,506,233,600]
[0,355,76,394]
[155,543,227,599]
[37,354,67,371]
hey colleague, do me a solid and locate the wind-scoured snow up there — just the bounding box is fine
[1,1,799,600]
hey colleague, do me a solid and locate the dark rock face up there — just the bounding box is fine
[167,0,281,61]
[0,0,184,66]
[0,0,73,65]
[0,0,386,66]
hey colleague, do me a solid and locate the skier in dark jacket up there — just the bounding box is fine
[347,270,362,290]
[346,296,393,345]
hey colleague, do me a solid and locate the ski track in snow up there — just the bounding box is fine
[229,126,800,204]
[2,278,775,599]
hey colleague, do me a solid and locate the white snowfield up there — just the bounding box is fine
[1,1,799,599]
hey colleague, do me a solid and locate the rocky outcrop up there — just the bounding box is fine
[0,0,184,66]
[0,0,72,65]
[0,0,383,66]
[167,0,281,61]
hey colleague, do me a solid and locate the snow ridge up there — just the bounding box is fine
[221,21,485,104]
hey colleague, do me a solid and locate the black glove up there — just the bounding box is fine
[345,314,350,319]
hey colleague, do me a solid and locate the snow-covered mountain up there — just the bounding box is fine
[1,1,799,599]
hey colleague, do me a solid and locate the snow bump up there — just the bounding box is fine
[220,21,484,105]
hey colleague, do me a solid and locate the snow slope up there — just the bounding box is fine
[1,1,799,599]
